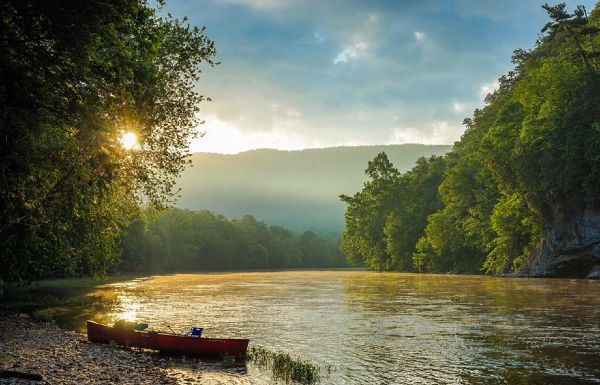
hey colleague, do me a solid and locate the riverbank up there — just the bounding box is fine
[0,312,177,384]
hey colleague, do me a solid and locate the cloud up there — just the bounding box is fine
[431,121,462,143]
[334,41,368,64]
[214,0,285,9]
[331,13,378,65]
[389,121,463,145]
[190,115,311,154]
[286,107,301,117]
[480,79,500,99]
[269,103,301,118]
[165,0,574,153]
[314,31,326,44]
[454,0,533,21]
[452,100,467,113]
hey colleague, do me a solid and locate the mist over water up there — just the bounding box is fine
[176,145,451,232]
[90,271,600,384]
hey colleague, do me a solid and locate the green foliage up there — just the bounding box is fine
[247,346,324,385]
[221,353,239,368]
[118,208,346,272]
[483,193,542,274]
[0,352,9,367]
[0,0,216,281]
[342,3,600,275]
[340,153,399,271]
[415,103,505,273]
[340,153,446,271]
[178,145,452,234]
[384,156,446,270]
[2,279,119,329]
[31,308,55,322]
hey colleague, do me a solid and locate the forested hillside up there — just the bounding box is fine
[341,3,600,277]
[119,208,345,272]
[177,145,451,233]
[5,0,597,282]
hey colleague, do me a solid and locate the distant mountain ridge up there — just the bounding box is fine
[175,144,452,233]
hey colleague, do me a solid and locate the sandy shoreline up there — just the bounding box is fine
[0,313,211,384]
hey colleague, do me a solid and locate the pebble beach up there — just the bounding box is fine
[0,313,241,385]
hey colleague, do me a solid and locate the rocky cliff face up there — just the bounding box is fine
[525,208,600,278]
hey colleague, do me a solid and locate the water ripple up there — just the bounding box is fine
[90,271,600,384]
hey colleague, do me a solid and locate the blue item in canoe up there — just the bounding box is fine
[191,327,203,338]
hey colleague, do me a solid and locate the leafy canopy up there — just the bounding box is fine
[341,2,600,275]
[0,0,217,281]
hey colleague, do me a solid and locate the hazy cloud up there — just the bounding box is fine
[164,0,596,153]
[480,80,500,99]
[314,31,326,44]
[452,100,467,113]
[389,120,461,145]
[191,115,312,154]
[334,41,368,64]
[213,0,285,9]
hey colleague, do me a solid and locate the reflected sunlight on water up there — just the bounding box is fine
[115,296,140,322]
[86,271,600,384]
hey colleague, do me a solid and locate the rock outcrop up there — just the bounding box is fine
[525,208,600,277]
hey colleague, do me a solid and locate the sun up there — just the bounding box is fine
[119,132,138,150]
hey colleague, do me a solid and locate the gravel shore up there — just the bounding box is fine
[0,313,212,384]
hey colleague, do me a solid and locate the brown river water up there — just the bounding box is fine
[84,271,600,384]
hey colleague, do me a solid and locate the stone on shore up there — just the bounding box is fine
[0,313,176,384]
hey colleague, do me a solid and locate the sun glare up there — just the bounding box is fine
[114,298,140,322]
[120,132,138,150]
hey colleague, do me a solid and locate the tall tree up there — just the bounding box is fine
[342,3,600,276]
[340,152,399,271]
[0,0,217,281]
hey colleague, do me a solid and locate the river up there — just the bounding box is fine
[84,271,600,384]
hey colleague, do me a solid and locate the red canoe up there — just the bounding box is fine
[87,321,249,358]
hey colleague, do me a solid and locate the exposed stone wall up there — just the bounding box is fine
[526,208,600,277]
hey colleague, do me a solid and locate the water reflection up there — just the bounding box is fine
[115,296,140,322]
[78,272,600,384]
[341,273,600,384]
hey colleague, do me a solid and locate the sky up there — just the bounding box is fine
[163,0,598,154]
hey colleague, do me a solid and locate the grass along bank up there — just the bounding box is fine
[247,346,328,384]
[0,275,134,330]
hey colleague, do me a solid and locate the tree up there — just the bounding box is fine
[384,156,445,270]
[0,0,217,281]
[340,152,399,270]
[340,153,446,271]
[343,3,600,275]
[118,208,346,272]
[542,3,599,75]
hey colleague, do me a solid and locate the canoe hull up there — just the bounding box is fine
[155,334,249,358]
[87,321,249,358]
[87,320,156,349]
